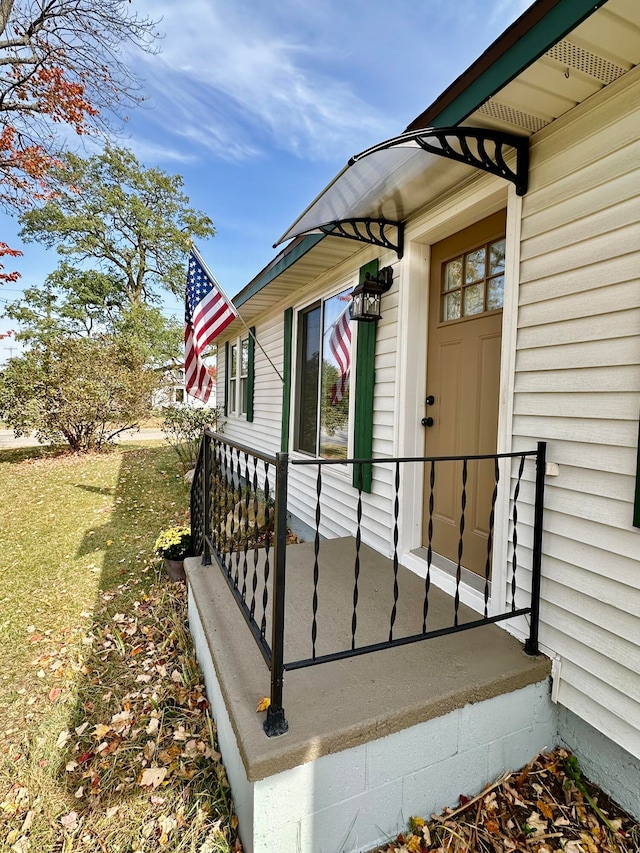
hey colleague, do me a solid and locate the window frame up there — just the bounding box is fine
[227,333,250,418]
[292,283,356,461]
[439,235,506,325]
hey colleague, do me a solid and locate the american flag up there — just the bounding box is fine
[185,248,236,402]
[328,300,352,405]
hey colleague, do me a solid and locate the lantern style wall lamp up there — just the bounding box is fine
[351,266,394,322]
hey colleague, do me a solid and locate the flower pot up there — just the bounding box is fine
[164,557,186,582]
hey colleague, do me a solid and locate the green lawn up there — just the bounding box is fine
[0,443,240,852]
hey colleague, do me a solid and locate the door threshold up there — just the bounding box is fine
[410,547,491,596]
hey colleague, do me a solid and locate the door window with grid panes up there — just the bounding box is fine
[441,237,505,322]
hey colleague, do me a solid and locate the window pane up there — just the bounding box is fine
[241,338,249,375]
[487,274,504,310]
[464,283,484,316]
[319,290,352,460]
[229,378,236,413]
[489,239,506,274]
[297,305,321,454]
[231,344,237,378]
[465,247,486,283]
[443,258,462,291]
[443,290,460,321]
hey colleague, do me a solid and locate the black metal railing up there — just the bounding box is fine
[190,429,289,736]
[191,432,546,737]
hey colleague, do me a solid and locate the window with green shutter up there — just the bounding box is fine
[225,328,255,421]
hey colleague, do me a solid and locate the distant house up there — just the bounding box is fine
[188,1,640,850]
[152,360,217,409]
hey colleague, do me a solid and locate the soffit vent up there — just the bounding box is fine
[546,40,628,84]
[477,101,549,133]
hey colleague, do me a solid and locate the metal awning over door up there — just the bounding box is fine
[274,127,529,259]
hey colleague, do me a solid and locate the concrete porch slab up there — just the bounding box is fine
[186,538,551,781]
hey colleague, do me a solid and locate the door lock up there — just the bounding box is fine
[425,395,435,406]
[421,417,434,427]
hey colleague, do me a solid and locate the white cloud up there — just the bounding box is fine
[128,0,389,162]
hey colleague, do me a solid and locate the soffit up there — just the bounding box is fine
[467,0,640,136]
[226,234,362,331]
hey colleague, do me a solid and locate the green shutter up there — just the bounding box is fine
[223,341,229,417]
[281,308,293,451]
[352,260,378,492]
[634,420,640,529]
[246,327,255,422]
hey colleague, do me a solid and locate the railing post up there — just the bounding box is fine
[525,441,546,655]
[202,432,212,566]
[264,451,289,737]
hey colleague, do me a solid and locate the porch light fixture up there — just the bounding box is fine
[351,266,394,322]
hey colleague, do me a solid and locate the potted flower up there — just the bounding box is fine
[154,526,191,582]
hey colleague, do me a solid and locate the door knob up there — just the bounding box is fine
[425,395,435,406]
[421,417,434,427]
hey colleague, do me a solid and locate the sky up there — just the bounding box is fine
[0,0,532,362]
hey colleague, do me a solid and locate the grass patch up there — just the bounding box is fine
[0,445,240,852]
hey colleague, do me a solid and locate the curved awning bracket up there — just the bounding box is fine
[353,126,529,196]
[316,219,404,259]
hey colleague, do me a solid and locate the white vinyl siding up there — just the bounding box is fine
[512,66,640,759]
[217,313,284,457]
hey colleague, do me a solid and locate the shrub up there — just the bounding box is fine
[161,404,222,472]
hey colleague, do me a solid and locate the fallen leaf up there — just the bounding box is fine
[139,767,168,788]
[538,799,554,820]
[48,688,62,702]
[526,811,547,837]
[256,696,270,713]
[60,810,78,829]
[55,730,70,749]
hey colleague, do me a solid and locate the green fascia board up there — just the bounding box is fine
[233,234,326,308]
[429,0,609,128]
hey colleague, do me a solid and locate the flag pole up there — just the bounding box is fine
[191,245,284,384]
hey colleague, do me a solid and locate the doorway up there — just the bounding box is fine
[422,211,506,578]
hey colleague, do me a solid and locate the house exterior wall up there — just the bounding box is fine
[217,256,403,557]
[513,64,640,761]
[218,310,284,457]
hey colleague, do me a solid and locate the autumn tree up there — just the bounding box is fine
[4,261,183,365]
[0,0,159,211]
[19,146,215,303]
